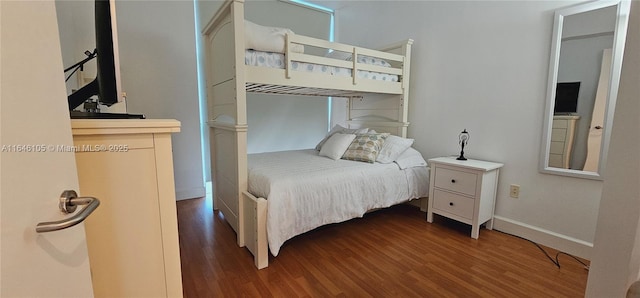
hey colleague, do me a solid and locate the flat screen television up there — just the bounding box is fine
[554,82,580,114]
[67,0,123,111]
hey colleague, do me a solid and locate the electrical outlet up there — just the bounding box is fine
[510,184,520,198]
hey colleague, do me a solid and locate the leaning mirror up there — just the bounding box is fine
[540,0,630,180]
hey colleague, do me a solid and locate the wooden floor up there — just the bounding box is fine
[177,197,589,297]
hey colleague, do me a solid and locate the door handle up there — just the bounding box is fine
[36,190,100,233]
[594,126,603,130]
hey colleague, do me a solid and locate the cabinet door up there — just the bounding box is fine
[75,135,167,297]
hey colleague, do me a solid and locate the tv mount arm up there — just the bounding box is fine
[65,49,100,111]
[64,49,97,82]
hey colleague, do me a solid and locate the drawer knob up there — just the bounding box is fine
[449,202,454,206]
[451,179,456,183]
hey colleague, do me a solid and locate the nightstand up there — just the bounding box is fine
[427,157,503,239]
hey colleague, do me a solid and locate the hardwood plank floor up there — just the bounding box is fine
[177,197,589,297]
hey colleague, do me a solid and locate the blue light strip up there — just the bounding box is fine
[193,0,208,183]
[328,13,334,130]
[288,0,333,13]
[329,13,335,42]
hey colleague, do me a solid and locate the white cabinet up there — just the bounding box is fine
[549,115,580,168]
[71,119,183,298]
[427,157,503,239]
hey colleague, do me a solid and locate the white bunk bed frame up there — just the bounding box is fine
[203,0,414,269]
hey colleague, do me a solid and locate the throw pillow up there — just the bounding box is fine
[377,135,415,164]
[315,124,368,151]
[342,133,390,163]
[319,133,357,160]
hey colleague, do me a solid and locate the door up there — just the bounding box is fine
[583,48,612,172]
[1,1,94,296]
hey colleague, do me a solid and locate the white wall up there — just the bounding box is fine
[115,1,204,200]
[247,94,328,153]
[585,1,639,295]
[330,0,602,256]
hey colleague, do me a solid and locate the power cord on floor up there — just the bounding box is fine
[495,230,590,271]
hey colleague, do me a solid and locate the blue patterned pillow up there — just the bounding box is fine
[341,133,390,163]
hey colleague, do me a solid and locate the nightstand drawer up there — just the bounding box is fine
[432,189,474,219]
[434,167,477,196]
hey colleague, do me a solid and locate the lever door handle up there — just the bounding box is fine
[594,126,603,130]
[36,190,100,233]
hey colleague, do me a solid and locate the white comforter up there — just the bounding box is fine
[248,149,429,256]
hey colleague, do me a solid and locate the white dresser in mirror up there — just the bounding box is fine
[549,115,580,169]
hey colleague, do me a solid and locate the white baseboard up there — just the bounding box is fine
[176,186,206,201]
[492,215,593,260]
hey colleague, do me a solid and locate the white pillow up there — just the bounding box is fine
[244,20,304,53]
[315,124,368,151]
[319,133,356,160]
[377,135,415,164]
[394,147,427,169]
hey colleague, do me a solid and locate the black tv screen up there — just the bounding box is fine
[554,82,580,114]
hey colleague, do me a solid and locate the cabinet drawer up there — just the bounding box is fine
[434,167,477,196]
[74,134,154,150]
[549,141,565,154]
[552,119,568,129]
[432,189,474,219]
[551,128,567,141]
[548,154,563,168]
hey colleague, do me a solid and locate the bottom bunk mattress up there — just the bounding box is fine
[248,149,429,256]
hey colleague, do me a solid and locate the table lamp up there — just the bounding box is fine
[457,129,469,161]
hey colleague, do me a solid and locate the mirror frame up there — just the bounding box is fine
[540,0,630,180]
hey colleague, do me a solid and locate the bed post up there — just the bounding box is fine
[242,192,268,269]
[399,39,413,138]
[203,0,249,247]
[231,0,248,248]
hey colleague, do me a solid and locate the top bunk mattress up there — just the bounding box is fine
[245,50,400,83]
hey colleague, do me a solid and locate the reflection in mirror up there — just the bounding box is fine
[540,0,630,180]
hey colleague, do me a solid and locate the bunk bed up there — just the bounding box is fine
[203,0,419,269]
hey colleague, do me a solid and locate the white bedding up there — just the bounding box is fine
[245,50,399,82]
[248,149,429,256]
[244,20,304,53]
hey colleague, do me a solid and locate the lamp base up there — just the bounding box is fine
[457,142,467,161]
